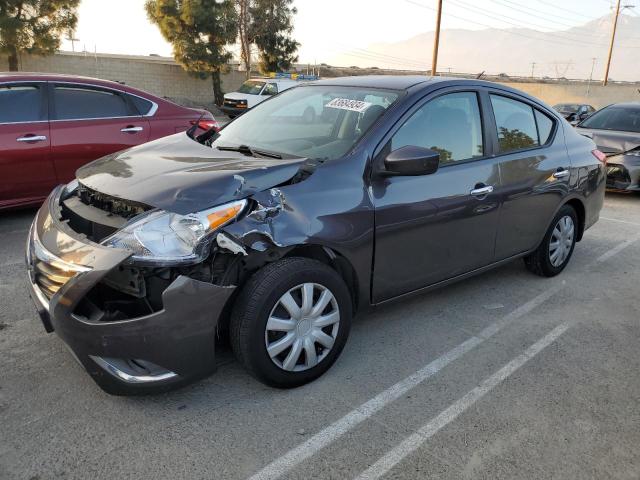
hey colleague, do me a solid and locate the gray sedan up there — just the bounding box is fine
[576,102,640,193]
[26,76,606,394]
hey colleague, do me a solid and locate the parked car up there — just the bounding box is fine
[221,75,316,118]
[26,76,605,394]
[575,102,640,192]
[0,73,218,210]
[552,103,596,124]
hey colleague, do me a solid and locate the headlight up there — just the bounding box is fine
[101,199,247,265]
[63,179,79,196]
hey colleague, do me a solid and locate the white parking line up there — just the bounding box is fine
[248,233,640,480]
[354,322,571,480]
[247,286,562,480]
[595,233,640,263]
[600,217,640,228]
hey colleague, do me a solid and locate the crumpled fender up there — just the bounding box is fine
[222,187,311,252]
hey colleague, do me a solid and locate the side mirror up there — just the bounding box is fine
[579,112,589,120]
[383,146,440,176]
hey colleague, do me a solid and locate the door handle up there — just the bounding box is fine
[470,185,494,197]
[120,126,144,133]
[553,169,570,179]
[17,135,47,143]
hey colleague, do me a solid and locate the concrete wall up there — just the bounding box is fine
[4,52,639,110]
[1,51,248,109]
[498,82,640,109]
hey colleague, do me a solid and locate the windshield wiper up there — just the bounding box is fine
[217,145,282,159]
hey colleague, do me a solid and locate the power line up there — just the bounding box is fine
[449,0,616,45]
[328,45,429,70]
[332,43,429,67]
[533,0,603,21]
[403,0,640,49]
[489,0,585,29]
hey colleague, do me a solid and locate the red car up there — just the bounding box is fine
[0,73,218,210]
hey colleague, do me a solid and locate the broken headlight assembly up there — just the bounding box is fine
[101,199,247,266]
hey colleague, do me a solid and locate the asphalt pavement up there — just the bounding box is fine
[1,193,639,480]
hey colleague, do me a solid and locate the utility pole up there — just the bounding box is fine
[603,0,621,86]
[431,0,443,76]
[586,57,597,96]
[66,32,79,52]
[530,62,536,78]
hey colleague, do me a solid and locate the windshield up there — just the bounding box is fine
[579,105,640,133]
[238,80,266,95]
[553,104,579,112]
[212,85,400,161]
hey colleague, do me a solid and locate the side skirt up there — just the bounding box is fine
[372,250,535,308]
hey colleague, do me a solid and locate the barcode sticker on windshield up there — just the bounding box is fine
[325,98,372,113]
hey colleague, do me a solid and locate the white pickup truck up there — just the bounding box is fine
[221,76,317,118]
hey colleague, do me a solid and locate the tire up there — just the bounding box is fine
[524,204,578,277]
[230,257,352,388]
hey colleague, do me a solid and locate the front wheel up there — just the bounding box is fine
[524,204,578,277]
[230,257,352,388]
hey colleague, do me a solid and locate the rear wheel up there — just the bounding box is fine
[524,204,578,277]
[230,257,352,388]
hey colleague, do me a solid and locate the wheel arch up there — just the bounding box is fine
[284,244,360,315]
[564,197,586,241]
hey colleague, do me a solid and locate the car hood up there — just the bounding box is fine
[224,92,256,101]
[76,133,307,215]
[574,127,640,155]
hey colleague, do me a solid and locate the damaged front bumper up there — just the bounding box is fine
[25,186,235,395]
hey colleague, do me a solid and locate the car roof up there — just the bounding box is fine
[0,72,132,88]
[312,75,436,90]
[606,102,640,109]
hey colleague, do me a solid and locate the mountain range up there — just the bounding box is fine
[331,14,640,81]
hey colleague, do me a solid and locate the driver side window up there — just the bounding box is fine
[391,91,484,164]
[263,83,278,96]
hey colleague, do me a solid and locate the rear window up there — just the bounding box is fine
[53,86,131,120]
[535,110,554,144]
[580,105,640,133]
[128,94,154,115]
[0,85,44,123]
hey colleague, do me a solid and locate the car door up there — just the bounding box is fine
[48,83,150,183]
[0,82,56,208]
[371,88,501,302]
[487,92,570,260]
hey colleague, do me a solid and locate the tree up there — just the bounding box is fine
[0,0,79,71]
[145,0,237,106]
[236,0,251,79]
[250,0,299,73]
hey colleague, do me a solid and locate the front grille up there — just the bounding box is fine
[34,260,76,300]
[31,236,90,301]
[77,184,150,219]
[224,99,247,108]
[59,184,151,242]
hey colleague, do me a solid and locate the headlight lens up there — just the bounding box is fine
[63,179,79,196]
[101,199,247,265]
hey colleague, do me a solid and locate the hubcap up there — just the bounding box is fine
[265,283,340,372]
[549,215,575,267]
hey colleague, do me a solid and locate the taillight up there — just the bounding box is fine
[190,119,220,131]
[592,149,607,165]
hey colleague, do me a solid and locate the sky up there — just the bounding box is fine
[61,0,627,69]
